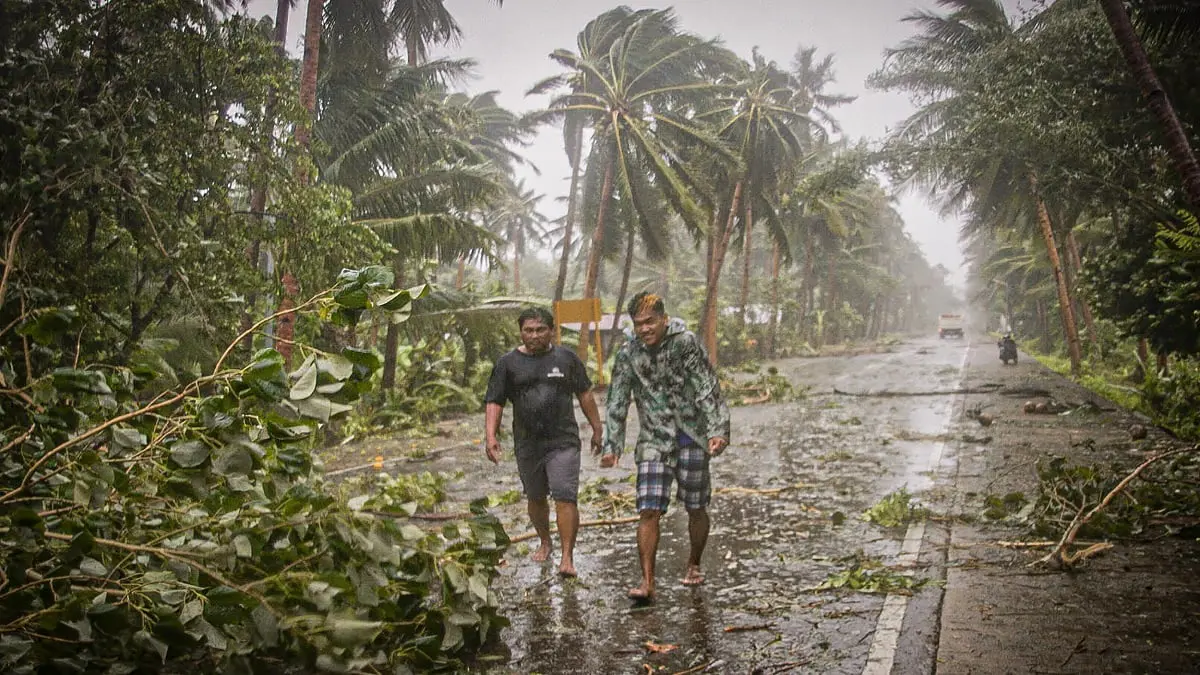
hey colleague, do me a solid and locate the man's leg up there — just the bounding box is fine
[546,446,582,576]
[630,460,671,599]
[516,446,553,562]
[677,442,712,586]
[527,498,553,562]
[555,500,580,576]
[683,507,709,585]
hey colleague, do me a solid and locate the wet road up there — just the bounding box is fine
[432,335,974,674]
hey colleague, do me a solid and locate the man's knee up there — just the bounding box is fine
[639,509,662,522]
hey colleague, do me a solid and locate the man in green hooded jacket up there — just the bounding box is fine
[600,292,730,600]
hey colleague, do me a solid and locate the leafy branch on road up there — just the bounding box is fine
[831,384,1003,397]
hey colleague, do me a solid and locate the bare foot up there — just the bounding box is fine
[627,582,655,601]
[558,559,577,577]
[681,565,705,586]
[531,543,552,563]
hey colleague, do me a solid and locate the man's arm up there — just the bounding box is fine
[484,402,504,464]
[482,359,508,464]
[601,349,633,465]
[681,334,731,452]
[577,390,603,455]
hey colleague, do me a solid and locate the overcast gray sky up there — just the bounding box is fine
[244,0,1033,287]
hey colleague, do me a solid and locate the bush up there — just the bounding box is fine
[0,268,509,673]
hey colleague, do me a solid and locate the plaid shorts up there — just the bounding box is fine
[635,441,711,513]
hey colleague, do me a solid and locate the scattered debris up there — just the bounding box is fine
[811,555,937,595]
[1130,424,1148,440]
[832,384,1002,397]
[644,641,679,654]
[723,623,776,633]
[863,487,927,528]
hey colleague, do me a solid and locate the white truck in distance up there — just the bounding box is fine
[938,313,964,339]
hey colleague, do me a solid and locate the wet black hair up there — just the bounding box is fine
[517,306,555,329]
[627,291,665,318]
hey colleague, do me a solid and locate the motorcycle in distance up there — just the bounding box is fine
[998,334,1018,365]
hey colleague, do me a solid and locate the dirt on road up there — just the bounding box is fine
[327,335,1200,674]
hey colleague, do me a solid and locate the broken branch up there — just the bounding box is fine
[1033,446,1195,568]
[831,384,1002,397]
[510,516,640,543]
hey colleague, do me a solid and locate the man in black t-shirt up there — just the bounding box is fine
[484,307,603,577]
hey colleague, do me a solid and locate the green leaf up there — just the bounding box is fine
[52,368,112,395]
[317,355,354,382]
[232,534,252,558]
[292,396,353,423]
[110,426,147,450]
[251,604,278,647]
[78,557,107,577]
[169,441,210,469]
[358,265,394,288]
[289,359,318,400]
[134,629,169,663]
[213,446,253,477]
[17,306,78,345]
[326,616,384,648]
[468,573,489,603]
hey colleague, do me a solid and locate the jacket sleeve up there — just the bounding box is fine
[681,334,731,442]
[602,347,633,457]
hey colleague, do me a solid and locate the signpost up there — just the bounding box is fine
[553,298,605,385]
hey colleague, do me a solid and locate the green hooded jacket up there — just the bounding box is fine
[602,318,731,465]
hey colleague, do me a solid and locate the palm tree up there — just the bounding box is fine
[1097,0,1200,208]
[485,180,549,292]
[528,8,646,302]
[393,0,504,65]
[872,0,1085,373]
[702,50,809,342]
[537,8,735,362]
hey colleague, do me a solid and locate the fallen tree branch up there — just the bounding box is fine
[509,515,640,543]
[831,384,1002,397]
[995,540,1104,549]
[723,623,775,633]
[1032,446,1196,568]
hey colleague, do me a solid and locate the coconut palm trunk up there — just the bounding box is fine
[1066,229,1099,353]
[578,153,616,362]
[1033,195,1082,375]
[767,242,781,357]
[606,228,636,357]
[1098,0,1200,208]
[555,122,585,301]
[700,180,744,364]
[738,199,754,330]
[277,0,323,366]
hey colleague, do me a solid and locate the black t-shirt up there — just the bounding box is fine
[484,345,592,449]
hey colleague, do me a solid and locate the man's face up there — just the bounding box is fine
[632,309,668,347]
[519,318,552,353]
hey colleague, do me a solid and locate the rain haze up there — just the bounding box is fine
[247,0,1033,291]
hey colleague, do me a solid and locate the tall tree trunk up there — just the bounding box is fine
[455,257,465,289]
[767,242,781,358]
[555,121,586,301]
[382,261,404,391]
[738,199,754,330]
[277,0,323,366]
[606,229,637,357]
[700,180,744,364]
[1134,337,1150,383]
[1066,230,1099,353]
[800,233,815,341]
[512,253,521,293]
[1033,192,1083,375]
[578,155,616,363]
[1098,0,1200,208]
[242,0,290,351]
[823,253,837,346]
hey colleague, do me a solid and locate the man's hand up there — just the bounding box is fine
[589,428,604,456]
[600,453,618,468]
[707,436,728,457]
[485,439,502,464]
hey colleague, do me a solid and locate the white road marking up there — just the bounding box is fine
[862,341,972,675]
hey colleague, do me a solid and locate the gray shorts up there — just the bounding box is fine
[515,443,581,502]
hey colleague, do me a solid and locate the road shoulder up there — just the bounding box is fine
[936,341,1200,674]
